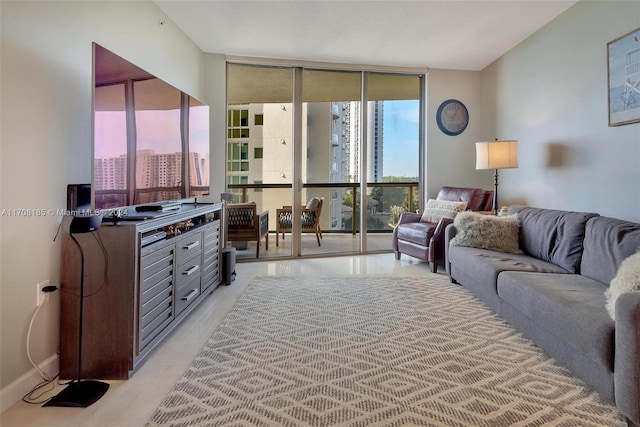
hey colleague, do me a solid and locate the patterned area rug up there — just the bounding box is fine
[148,275,625,426]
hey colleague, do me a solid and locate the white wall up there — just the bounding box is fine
[481,0,640,221]
[426,69,490,200]
[203,53,228,203]
[0,0,205,404]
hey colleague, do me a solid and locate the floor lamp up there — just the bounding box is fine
[44,214,109,407]
[475,140,519,215]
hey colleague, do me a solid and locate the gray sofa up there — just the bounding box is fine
[445,206,640,426]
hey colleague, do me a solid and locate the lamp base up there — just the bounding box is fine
[43,380,109,408]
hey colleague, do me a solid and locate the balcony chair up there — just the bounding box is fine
[392,186,493,273]
[276,197,324,246]
[226,202,269,257]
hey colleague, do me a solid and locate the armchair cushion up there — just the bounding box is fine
[306,197,321,209]
[420,199,467,223]
[396,222,438,246]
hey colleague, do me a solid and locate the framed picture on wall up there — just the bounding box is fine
[607,27,640,126]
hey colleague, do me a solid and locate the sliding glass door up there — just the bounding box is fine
[366,73,422,252]
[226,64,294,259]
[226,62,425,260]
[300,69,362,256]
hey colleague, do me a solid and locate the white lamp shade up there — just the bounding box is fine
[475,140,519,170]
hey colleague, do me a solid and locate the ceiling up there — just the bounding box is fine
[154,0,577,71]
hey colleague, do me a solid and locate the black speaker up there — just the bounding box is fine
[222,248,236,285]
[67,184,91,212]
[69,214,102,234]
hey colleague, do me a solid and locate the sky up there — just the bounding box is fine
[382,100,419,178]
[94,106,209,158]
[95,100,419,179]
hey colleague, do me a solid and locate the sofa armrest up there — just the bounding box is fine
[258,211,269,237]
[615,291,640,425]
[428,218,454,267]
[444,223,458,275]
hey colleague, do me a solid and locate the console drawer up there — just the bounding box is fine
[140,246,174,283]
[201,264,219,293]
[140,304,172,351]
[176,253,201,288]
[202,252,219,279]
[203,222,220,241]
[175,276,200,315]
[141,274,173,306]
[140,289,172,330]
[176,231,203,263]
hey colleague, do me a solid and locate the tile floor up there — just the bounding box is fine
[234,232,394,260]
[0,253,434,427]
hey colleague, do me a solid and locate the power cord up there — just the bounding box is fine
[22,289,61,404]
[24,229,110,404]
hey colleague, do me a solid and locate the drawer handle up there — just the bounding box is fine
[183,265,199,275]
[183,241,200,250]
[181,289,198,302]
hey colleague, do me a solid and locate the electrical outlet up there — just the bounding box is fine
[37,280,49,307]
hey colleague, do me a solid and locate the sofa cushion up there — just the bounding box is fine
[420,199,467,223]
[509,206,598,274]
[581,216,640,285]
[605,251,640,320]
[497,271,614,371]
[448,246,569,294]
[450,211,522,254]
[396,222,437,246]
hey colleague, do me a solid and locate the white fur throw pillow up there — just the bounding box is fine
[420,199,467,223]
[450,211,523,254]
[605,251,640,320]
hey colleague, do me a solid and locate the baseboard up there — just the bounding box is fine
[0,354,58,413]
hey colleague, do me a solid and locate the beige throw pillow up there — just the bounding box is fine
[450,211,523,254]
[605,251,640,320]
[420,199,468,223]
[306,197,321,209]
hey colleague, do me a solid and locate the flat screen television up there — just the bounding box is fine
[92,43,209,213]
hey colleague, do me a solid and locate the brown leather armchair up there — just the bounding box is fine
[392,186,493,272]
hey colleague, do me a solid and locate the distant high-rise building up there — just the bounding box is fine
[347,101,384,184]
[94,155,126,190]
[226,100,384,231]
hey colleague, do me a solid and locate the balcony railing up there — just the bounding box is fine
[227,181,419,235]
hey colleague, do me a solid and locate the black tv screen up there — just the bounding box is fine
[92,43,209,211]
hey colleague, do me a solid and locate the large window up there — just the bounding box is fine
[227,108,250,138]
[368,73,421,230]
[225,61,425,258]
[228,142,249,172]
[227,107,251,199]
